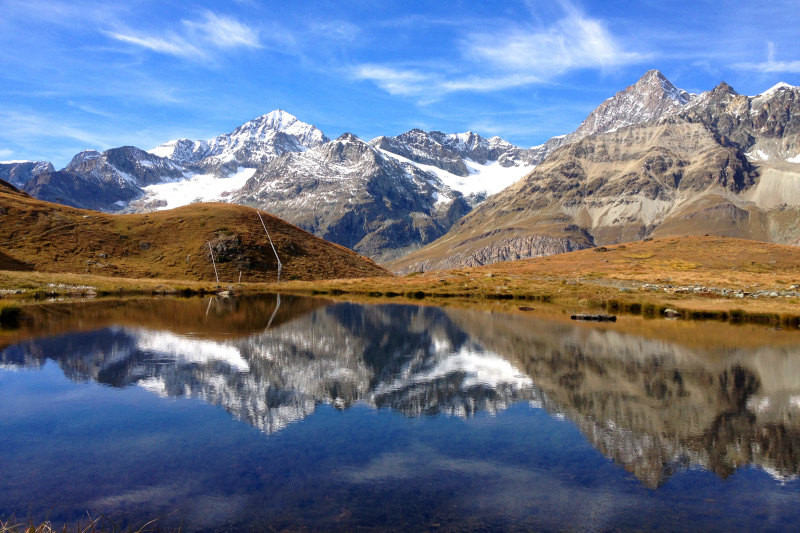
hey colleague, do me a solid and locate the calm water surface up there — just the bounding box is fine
[2,295,800,531]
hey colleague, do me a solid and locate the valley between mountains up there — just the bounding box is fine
[2,70,800,320]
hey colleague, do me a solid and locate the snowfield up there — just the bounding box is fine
[140,167,256,210]
[378,148,533,198]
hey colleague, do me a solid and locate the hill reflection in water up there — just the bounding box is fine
[3,294,800,489]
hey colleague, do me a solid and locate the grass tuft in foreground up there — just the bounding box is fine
[0,515,178,533]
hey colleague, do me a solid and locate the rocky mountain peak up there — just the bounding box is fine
[637,69,691,104]
[711,81,739,97]
[372,127,540,175]
[335,132,361,143]
[66,150,102,171]
[322,133,375,163]
[568,70,693,141]
[147,138,206,162]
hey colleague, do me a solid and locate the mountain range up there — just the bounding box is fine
[2,70,798,267]
[392,73,800,271]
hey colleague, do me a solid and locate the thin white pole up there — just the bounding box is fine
[207,241,219,285]
[257,212,282,282]
[267,293,281,329]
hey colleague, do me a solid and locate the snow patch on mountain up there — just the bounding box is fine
[746,149,771,161]
[378,148,532,198]
[137,167,257,210]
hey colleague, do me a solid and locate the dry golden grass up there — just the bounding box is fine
[5,231,797,320]
[275,235,800,319]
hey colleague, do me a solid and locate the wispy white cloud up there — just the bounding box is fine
[353,65,433,97]
[105,10,262,62]
[735,42,800,74]
[105,30,203,59]
[464,5,643,75]
[0,110,109,148]
[353,65,544,102]
[67,101,117,119]
[309,20,361,42]
[0,148,14,159]
[185,11,261,49]
[352,1,644,102]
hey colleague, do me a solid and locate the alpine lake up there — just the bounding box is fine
[2,294,800,532]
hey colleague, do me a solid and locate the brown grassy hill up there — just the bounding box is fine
[0,179,389,282]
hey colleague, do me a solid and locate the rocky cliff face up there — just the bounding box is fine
[681,81,800,161]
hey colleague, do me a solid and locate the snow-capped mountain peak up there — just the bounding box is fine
[756,81,797,98]
[148,109,329,172]
[236,109,327,147]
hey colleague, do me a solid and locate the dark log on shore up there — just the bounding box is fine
[570,313,617,322]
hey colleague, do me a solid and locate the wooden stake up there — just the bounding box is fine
[257,212,283,282]
[207,242,219,285]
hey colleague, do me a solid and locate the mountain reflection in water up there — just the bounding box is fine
[3,294,800,489]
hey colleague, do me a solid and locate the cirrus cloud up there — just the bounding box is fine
[735,42,800,74]
[352,1,645,103]
[104,10,262,62]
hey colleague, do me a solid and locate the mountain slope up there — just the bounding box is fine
[232,133,471,262]
[0,181,388,281]
[390,77,800,272]
[22,147,185,211]
[0,160,55,188]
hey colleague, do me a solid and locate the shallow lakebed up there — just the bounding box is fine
[2,294,800,531]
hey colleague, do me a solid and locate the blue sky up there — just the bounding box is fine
[1,0,798,168]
